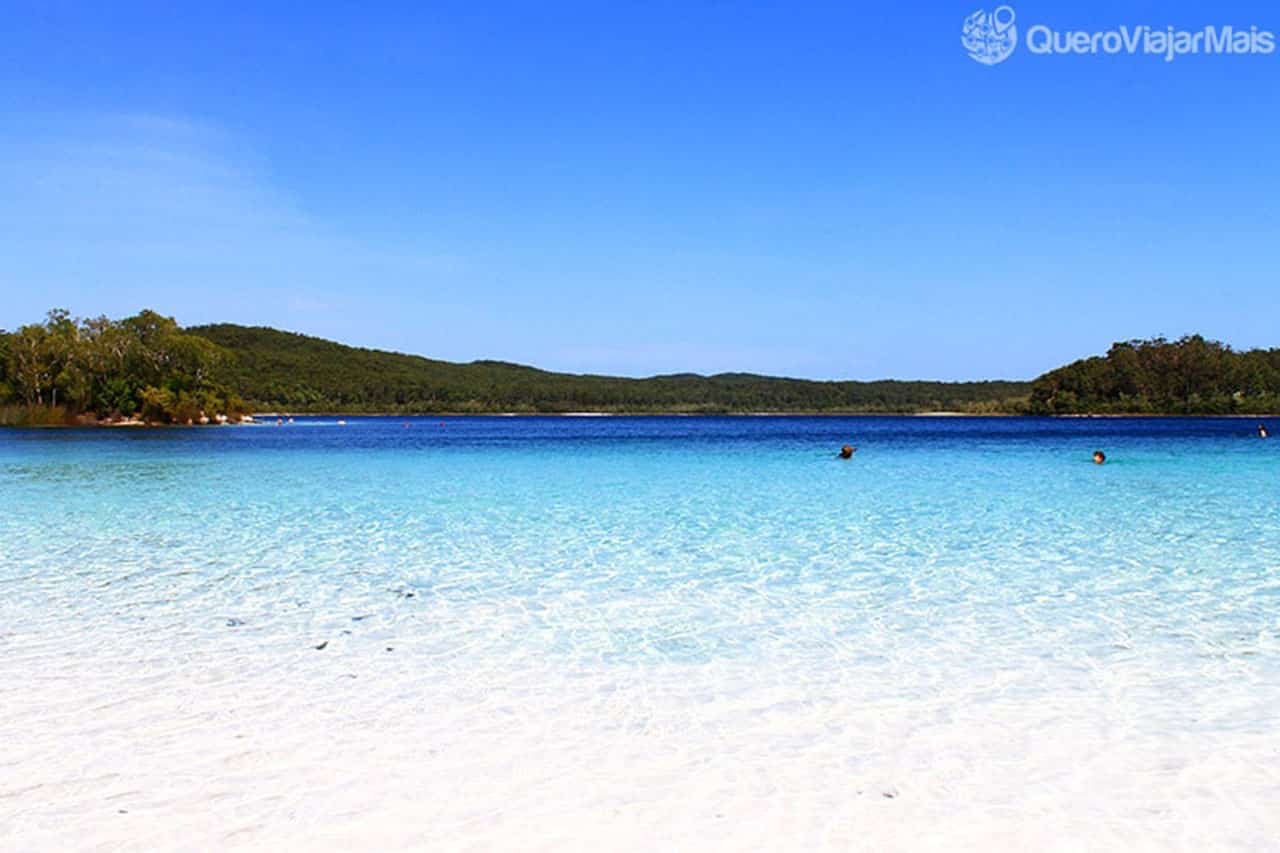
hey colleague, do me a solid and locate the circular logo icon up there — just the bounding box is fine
[962,6,1017,65]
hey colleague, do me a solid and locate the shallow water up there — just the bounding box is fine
[1,417,1278,850]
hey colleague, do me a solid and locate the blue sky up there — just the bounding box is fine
[2,1,1277,380]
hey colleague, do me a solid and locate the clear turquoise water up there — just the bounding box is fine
[2,417,1278,847]
[4,417,1277,665]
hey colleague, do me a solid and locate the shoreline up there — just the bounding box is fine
[4,411,1279,428]
[249,409,1280,414]
[4,410,1279,429]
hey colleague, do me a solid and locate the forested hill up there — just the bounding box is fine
[1029,335,1280,415]
[187,323,1031,414]
[9,309,1276,421]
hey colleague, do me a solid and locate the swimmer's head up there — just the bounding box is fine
[1093,450,1106,465]
[839,445,855,459]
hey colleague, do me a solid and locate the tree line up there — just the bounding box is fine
[0,310,244,425]
[4,309,1279,422]
[189,323,1031,414]
[1029,335,1280,415]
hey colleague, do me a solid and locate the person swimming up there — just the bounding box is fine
[838,445,855,459]
[1259,424,1269,439]
[1093,450,1106,465]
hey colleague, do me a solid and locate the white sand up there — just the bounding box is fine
[3,615,1277,852]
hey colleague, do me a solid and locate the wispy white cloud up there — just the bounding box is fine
[0,113,463,334]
